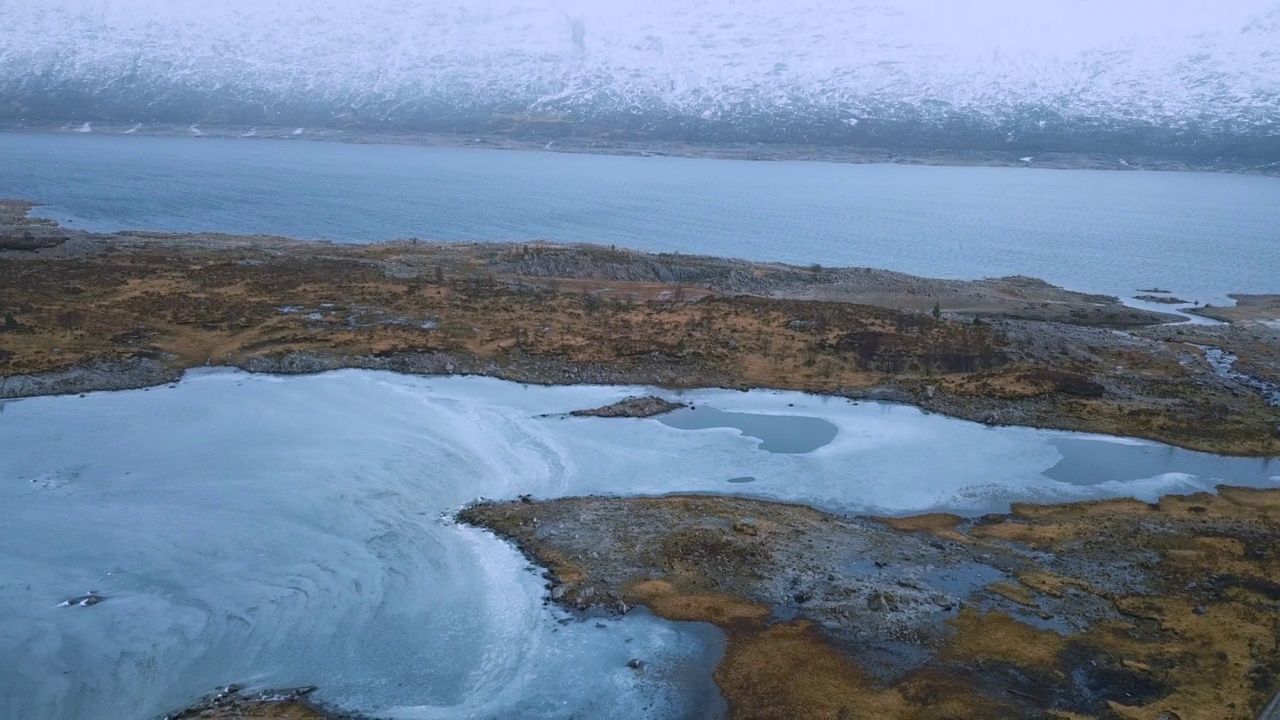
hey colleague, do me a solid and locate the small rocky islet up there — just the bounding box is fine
[567,395,687,418]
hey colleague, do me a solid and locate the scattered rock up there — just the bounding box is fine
[627,658,644,670]
[733,518,759,535]
[59,592,105,608]
[866,591,898,612]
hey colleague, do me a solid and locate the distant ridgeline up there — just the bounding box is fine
[5,85,1278,163]
[5,0,1279,164]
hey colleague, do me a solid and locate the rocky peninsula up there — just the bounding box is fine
[460,488,1280,720]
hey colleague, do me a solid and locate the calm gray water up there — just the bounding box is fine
[2,132,1279,305]
[1,370,1275,720]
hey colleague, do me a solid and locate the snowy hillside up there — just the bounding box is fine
[2,0,1278,157]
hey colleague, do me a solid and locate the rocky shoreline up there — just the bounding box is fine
[4,343,1274,455]
[0,356,181,398]
[155,484,1280,720]
[459,489,1280,720]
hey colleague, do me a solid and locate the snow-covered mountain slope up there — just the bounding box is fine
[2,1,1278,158]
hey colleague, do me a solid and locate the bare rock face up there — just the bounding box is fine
[569,395,686,419]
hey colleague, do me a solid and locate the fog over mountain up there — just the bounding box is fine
[3,0,1279,159]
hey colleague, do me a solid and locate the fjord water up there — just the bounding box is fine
[4,132,1280,305]
[1,370,1276,719]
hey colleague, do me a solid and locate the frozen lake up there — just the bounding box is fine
[1,369,1277,718]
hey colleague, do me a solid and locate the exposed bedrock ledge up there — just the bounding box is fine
[0,356,180,399]
[460,489,1280,720]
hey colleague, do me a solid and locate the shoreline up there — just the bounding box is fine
[458,488,1280,720]
[7,358,1278,460]
[2,199,1277,456]
[6,123,1280,177]
[159,483,1280,720]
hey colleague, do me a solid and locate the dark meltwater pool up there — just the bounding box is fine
[659,407,839,454]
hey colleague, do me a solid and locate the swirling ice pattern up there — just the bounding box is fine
[0,369,1275,718]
